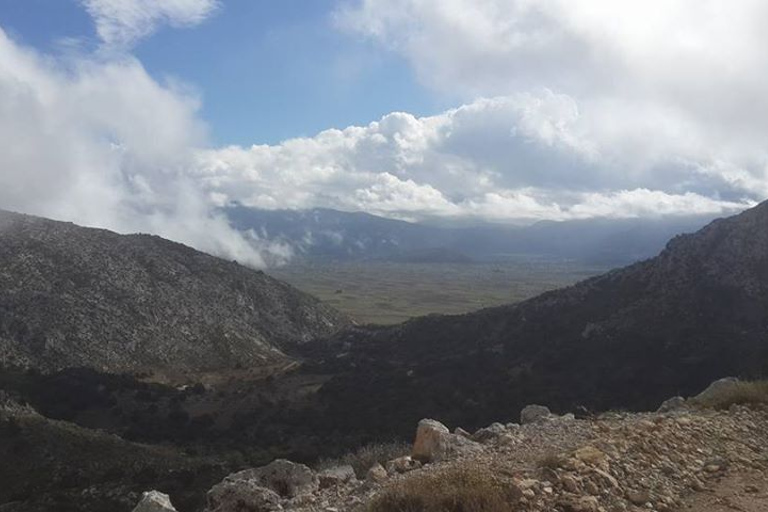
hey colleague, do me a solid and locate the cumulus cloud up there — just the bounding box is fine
[0,28,286,267]
[273,0,768,220]
[195,95,752,222]
[81,0,219,49]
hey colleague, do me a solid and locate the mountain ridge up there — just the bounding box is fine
[0,209,349,374]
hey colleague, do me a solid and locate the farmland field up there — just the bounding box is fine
[268,259,610,325]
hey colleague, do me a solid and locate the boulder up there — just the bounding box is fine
[132,491,177,512]
[471,422,507,443]
[385,455,421,474]
[692,377,740,403]
[206,479,282,512]
[412,418,481,463]
[318,465,356,488]
[213,459,318,500]
[520,404,553,424]
[657,396,687,413]
[366,463,388,484]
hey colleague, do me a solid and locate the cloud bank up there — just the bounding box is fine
[196,0,766,223]
[0,15,287,267]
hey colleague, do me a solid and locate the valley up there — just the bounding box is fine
[268,259,608,325]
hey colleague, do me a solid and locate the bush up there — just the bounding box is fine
[316,441,410,479]
[368,464,518,512]
[691,380,768,410]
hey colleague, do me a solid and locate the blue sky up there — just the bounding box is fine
[0,0,442,145]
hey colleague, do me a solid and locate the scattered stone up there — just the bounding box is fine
[365,463,388,484]
[574,446,607,465]
[521,404,553,424]
[411,418,481,463]
[206,480,281,512]
[132,491,177,512]
[627,489,651,506]
[561,475,579,493]
[454,427,471,438]
[216,459,318,499]
[385,455,421,474]
[471,422,507,443]
[657,396,687,413]
[318,465,356,488]
[692,377,740,403]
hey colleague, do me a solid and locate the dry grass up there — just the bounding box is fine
[368,464,518,512]
[316,441,410,479]
[692,380,768,410]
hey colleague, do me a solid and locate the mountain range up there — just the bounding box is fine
[225,204,718,265]
[309,200,768,435]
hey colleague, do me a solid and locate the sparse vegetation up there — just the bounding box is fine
[690,380,768,410]
[316,441,410,478]
[367,464,518,512]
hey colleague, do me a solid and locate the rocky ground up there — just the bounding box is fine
[131,379,768,512]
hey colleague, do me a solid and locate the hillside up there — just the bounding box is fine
[0,210,348,374]
[126,384,768,512]
[307,201,768,436]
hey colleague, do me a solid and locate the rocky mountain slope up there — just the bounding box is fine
[128,380,768,512]
[308,200,768,436]
[0,210,348,374]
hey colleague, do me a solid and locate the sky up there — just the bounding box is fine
[0,0,766,266]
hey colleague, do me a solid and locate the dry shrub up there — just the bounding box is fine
[316,441,410,479]
[368,464,518,512]
[692,380,768,410]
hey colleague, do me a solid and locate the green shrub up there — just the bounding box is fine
[691,380,768,409]
[368,464,518,512]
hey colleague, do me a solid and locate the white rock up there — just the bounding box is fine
[132,491,177,512]
[520,404,553,424]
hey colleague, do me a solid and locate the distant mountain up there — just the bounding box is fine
[225,204,719,265]
[0,211,348,373]
[307,201,768,436]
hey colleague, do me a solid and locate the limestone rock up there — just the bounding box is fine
[366,463,388,484]
[385,456,421,474]
[318,465,356,488]
[693,377,740,403]
[412,418,480,463]
[132,491,177,512]
[520,404,553,424]
[657,396,687,413]
[215,459,318,500]
[206,480,282,512]
[471,422,507,443]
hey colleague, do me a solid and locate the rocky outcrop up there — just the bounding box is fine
[132,491,177,512]
[206,479,282,512]
[521,405,554,424]
[188,387,768,512]
[411,418,481,463]
[692,377,741,403]
[218,460,319,500]
[0,210,348,373]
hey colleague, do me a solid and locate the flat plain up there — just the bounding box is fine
[268,258,609,325]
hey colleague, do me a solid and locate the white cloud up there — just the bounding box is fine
[0,28,284,268]
[81,0,219,49]
[195,95,753,222]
